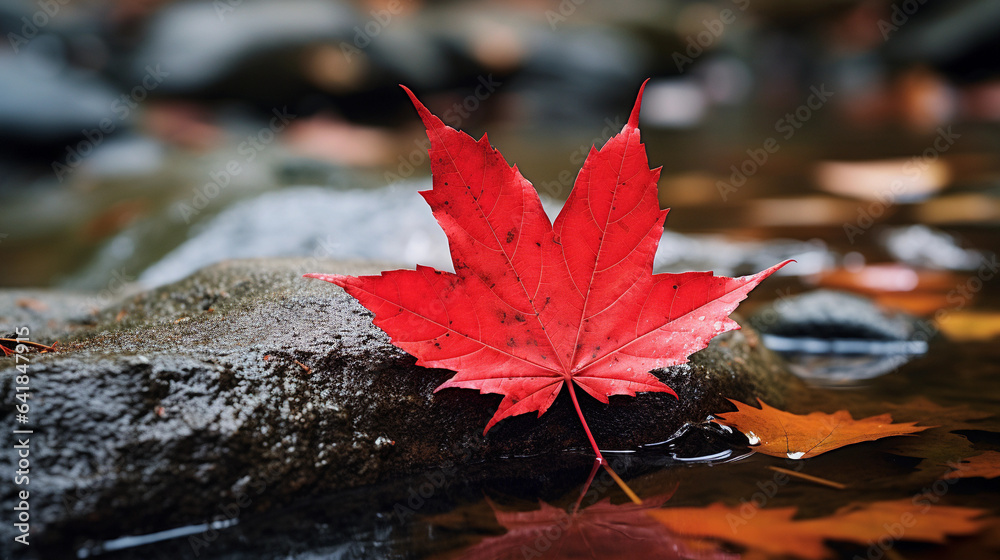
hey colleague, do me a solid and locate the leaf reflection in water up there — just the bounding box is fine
[457,496,737,560]
[454,461,736,560]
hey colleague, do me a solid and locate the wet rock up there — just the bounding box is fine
[750,289,923,342]
[749,289,929,383]
[0,258,800,554]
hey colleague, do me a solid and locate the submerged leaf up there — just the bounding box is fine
[713,399,931,459]
[943,451,1000,480]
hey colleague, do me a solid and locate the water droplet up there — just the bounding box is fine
[698,316,705,321]
[713,321,723,331]
[786,451,805,460]
[746,431,760,445]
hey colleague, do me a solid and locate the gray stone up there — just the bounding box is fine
[748,289,928,384]
[129,0,355,93]
[0,258,800,553]
[749,289,921,342]
[0,51,119,143]
[137,184,454,288]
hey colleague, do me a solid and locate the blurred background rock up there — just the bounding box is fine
[0,0,997,327]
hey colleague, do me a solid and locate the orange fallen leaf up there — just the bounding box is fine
[650,499,987,560]
[943,451,1000,480]
[713,399,931,459]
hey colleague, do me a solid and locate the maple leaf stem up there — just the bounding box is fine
[566,381,604,460]
[566,382,643,505]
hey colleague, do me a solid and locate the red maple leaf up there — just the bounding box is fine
[306,81,789,459]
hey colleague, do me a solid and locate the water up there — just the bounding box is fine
[67,330,1000,560]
